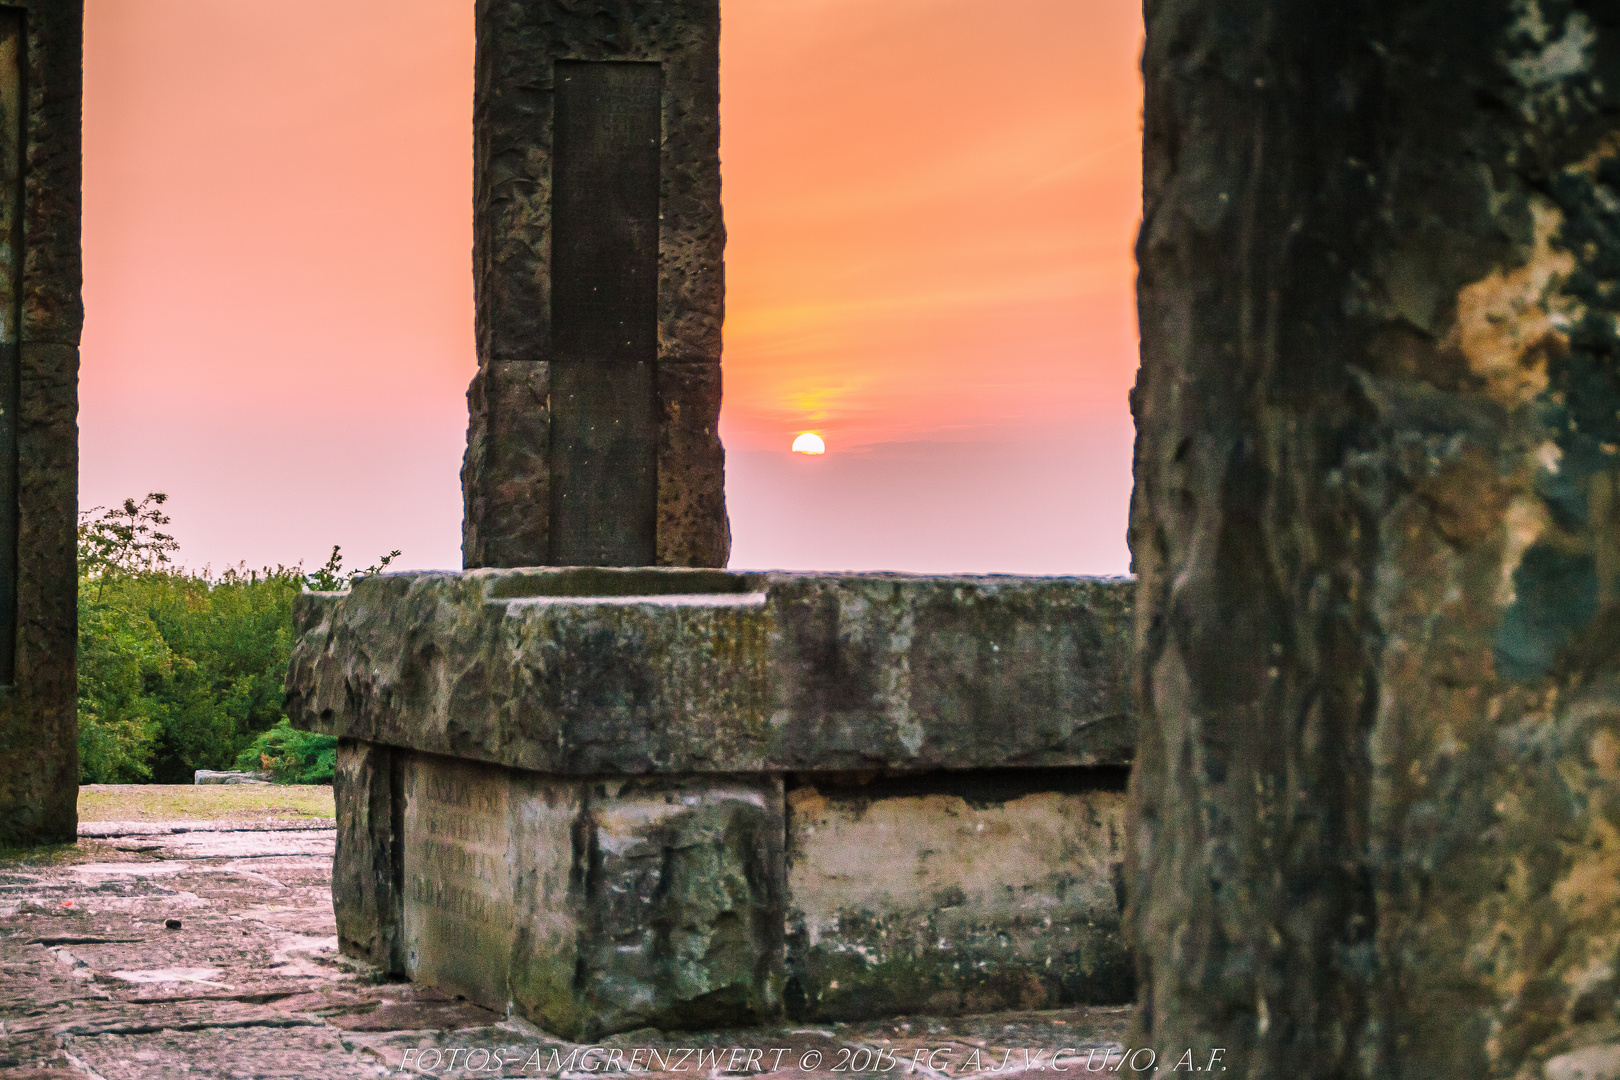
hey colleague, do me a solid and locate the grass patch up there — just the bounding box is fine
[77,783,335,823]
[0,841,102,866]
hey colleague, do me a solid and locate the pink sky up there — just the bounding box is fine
[80,0,1142,576]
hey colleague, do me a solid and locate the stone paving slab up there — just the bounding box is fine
[0,820,1129,1078]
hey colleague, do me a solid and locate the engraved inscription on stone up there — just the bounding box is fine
[0,12,23,684]
[549,61,662,567]
[401,756,517,1007]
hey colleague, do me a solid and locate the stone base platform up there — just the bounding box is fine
[288,569,1135,1038]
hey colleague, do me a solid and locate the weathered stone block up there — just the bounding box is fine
[193,769,271,785]
[768,575,1134,771]
[784,774,1129,1020]
[332,741,402,971]
[290,569,772,776]
[1131,0,1620,1074]
[656,359,728,568]
[395,751,782,1039]
[562,775,784,1037]
[462,359,551,571]
[401,753,569,1009]
[350,743,1129,1035]
[466,0,726,568]
[287,569,1134,774]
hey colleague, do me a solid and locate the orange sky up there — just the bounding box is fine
[81,0,1142,575]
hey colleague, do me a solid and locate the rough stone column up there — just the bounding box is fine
[1130,1,1620,1075]
[0,2,81,847]
[464,0,729,570]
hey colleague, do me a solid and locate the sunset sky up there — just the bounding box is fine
[80,0,1143,576]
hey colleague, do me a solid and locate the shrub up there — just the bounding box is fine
[75,600,167,782]
[75,495,394,784]
[77,565,306,783]
[234,718,337,784]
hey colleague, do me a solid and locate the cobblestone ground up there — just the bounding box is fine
[0,804,1130,1079]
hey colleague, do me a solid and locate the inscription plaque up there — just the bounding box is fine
[401,754,580,1014]
[401,755,517,1005]
[549,61,661,566]
[551,61,661,365]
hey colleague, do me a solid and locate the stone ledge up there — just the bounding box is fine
[285,569,1134,775]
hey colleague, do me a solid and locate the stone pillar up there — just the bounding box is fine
[1130,1,1620,1075]
[0,2,81,848]
[464,0,729,570]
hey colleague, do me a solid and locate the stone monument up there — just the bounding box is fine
[0,2,82,848]
[291,568,1135,1035]
[1130,0,1620,1075]
[463,0,728,570]
[288,0,1138,1037]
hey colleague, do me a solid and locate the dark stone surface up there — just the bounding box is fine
[0,10,27,686]
[20,2,82,346]
[545,61,662,566]
[286,569,1134,775]
[461,359,551,572]
[550,60,661,366]
[466,0,727,569]
[548,360,658,566]
[656,359,728,567]
[0,1,79,848]
[1130,1,1620,1075]
[331,741,401,973]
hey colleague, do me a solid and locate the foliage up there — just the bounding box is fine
[75,599,168,782]
[79,494,180,598]
[75,494,395,784]
[76,562,304,783]
[234,718,338,784]
[305,544,400,592]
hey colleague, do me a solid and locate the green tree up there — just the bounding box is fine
[75,493,395,784]
[121,568,304,783]
[76,494,180,781]
[75,600,168,782]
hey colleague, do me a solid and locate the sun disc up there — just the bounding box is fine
[792,432,826,455]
